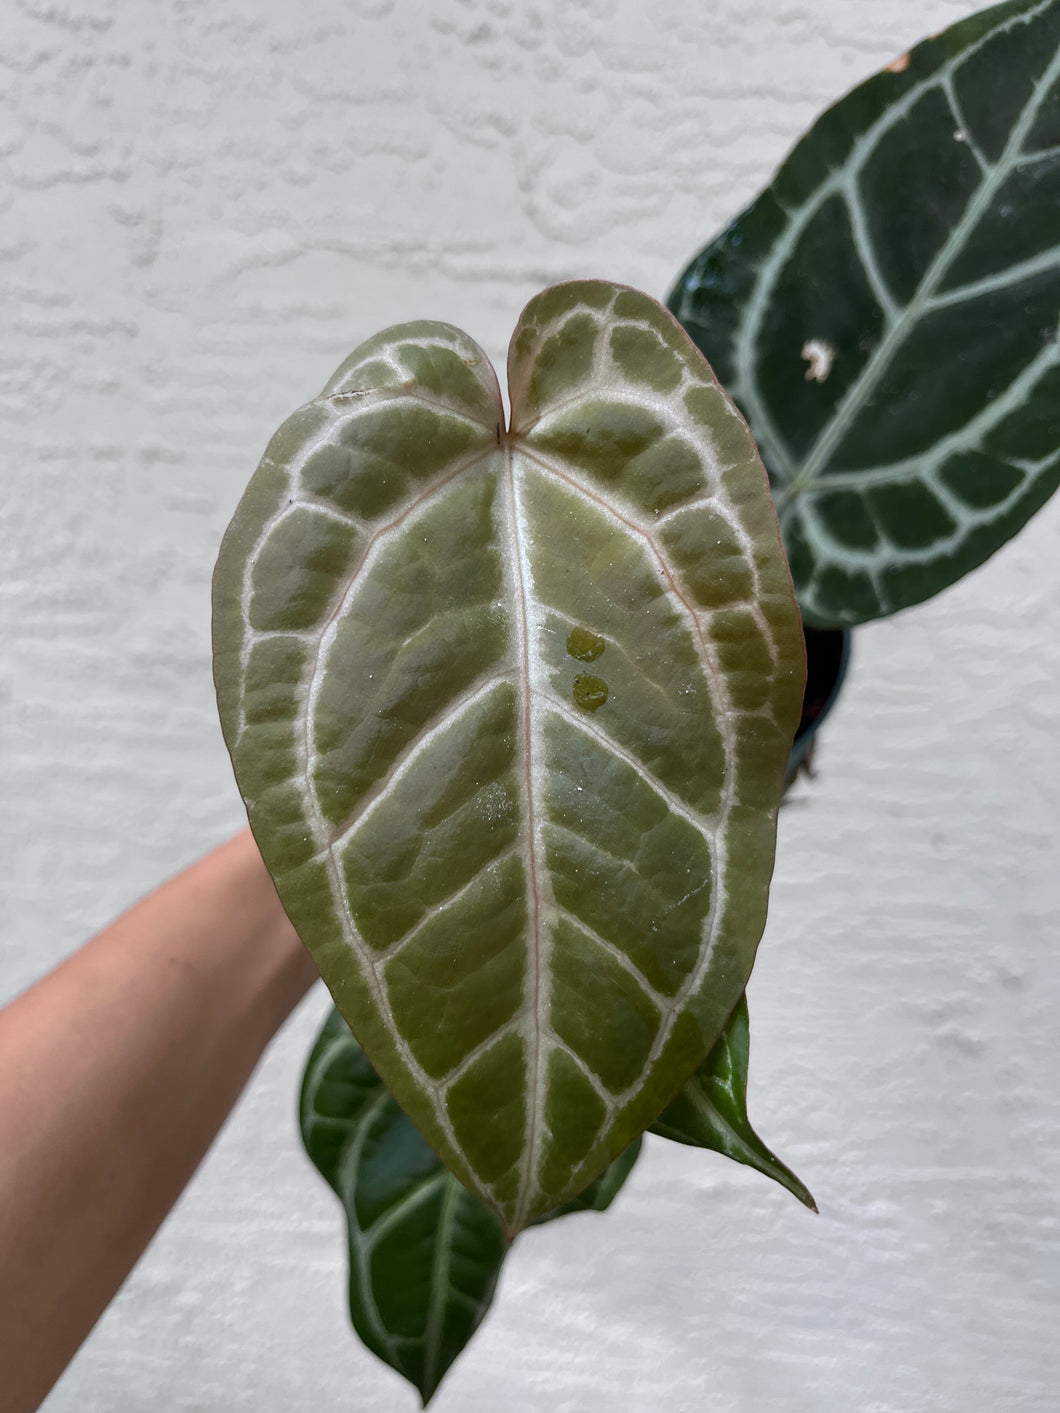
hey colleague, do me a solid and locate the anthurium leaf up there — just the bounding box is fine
[300,1008,506,1405]
[651,995,816,1211]
[214,279,805,1235]
[670,0,1060,627]
[300,1008,642,1405]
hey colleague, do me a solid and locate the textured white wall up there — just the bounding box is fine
[2,0,1058,1408]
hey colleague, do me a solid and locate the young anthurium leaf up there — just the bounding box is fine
[214,279,805,1235]
[651,995,816,1211]
[670,0,1060,627]
[300,1008,642,1405]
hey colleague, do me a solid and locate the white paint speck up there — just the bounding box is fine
[801,338,836,383]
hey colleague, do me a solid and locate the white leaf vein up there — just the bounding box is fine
[551,899,670,1013]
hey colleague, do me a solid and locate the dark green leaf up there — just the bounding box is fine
[652,995,816,1211]
[300,1008,642,1404]
[670,0,1060,626]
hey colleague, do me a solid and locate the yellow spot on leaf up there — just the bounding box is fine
[573,674,608,713]
[566,626,606,662]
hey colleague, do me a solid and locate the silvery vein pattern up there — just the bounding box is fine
[671,0,1060,626]
[213,280,804,1233]
[299,1008,508,1405]
[300,1008,642,1404]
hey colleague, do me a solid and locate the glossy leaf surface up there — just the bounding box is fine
[651,995,816,1210]
[670,0,1060,626]
[215,280,804,1233]
[300,1008,641,1404]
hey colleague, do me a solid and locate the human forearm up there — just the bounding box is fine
[0,830,319,1413]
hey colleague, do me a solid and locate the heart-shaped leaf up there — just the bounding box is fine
[300,1007,642,1405]
[651,994,815,1210]
[670,0,1060,627]
[214,280,804,1234]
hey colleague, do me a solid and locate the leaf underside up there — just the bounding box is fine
[670,0,1060,627]
[214,279,804,1234]
[300,1008,642,1405]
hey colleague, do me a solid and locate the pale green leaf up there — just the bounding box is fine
[670,0,1060,626]
[215,280,804,1234]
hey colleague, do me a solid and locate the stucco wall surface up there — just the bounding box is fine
[1,0,1058,1408]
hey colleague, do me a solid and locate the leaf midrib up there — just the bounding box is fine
[422,1177,461,1401]
[505,441,550,1235]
